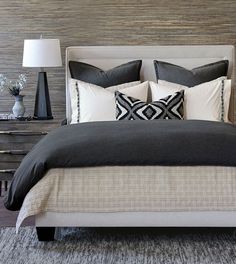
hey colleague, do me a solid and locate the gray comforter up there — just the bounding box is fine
[4,120,236,211]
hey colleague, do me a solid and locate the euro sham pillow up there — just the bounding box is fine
[69,60,142,87]
[69,79,141,124]
[115,90,184,120]
[150,78,231,122]
[70,79,149,123]
[154,60,229,87]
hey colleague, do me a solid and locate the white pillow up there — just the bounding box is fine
[69,79,141,124]
[150,78,231,122]
[69,79,148,123]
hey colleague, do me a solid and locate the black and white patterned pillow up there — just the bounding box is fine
[115,90,184,120]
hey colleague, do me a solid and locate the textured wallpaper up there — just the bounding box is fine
[0,0,235,120]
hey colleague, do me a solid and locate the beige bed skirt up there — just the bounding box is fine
[17,166,236,230]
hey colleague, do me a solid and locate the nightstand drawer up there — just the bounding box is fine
[0,151,27,162]
[0,134,45,151]
[0,169,15,180]
[0,120,57,131]
[0,142,39,151]
[0,161,21,170]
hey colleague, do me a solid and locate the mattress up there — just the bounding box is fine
[16,165,236,230]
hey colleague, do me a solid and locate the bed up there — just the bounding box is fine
[4,45,236,241]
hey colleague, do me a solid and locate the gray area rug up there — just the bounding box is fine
[0,227,236,264]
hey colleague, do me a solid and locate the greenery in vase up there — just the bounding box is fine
[0,74,27,96]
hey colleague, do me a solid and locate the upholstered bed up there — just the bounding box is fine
[5,45,236,241]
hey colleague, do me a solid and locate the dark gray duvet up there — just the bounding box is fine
[4,120,236,211]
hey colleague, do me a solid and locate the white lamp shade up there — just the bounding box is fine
[22,39,62,68]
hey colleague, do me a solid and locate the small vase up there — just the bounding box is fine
[12,95,25,118]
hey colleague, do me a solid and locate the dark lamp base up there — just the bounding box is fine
[34,72,53,120]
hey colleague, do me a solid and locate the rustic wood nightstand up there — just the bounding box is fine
[0,119,60,196]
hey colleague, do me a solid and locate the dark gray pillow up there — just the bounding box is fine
[154,60,229,87]
[69,60,142,88]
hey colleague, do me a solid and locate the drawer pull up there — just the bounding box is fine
[0,169,16,174]
[0,150,28,155]
[0,131,47,135]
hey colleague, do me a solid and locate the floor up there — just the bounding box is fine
[0,191,34,227]
[2,226,236,264]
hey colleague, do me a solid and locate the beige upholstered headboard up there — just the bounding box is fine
[65,45,235,123]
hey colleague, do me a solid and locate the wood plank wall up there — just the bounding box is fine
[0,0,235,121]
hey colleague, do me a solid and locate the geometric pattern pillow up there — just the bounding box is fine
[115,90,184,120]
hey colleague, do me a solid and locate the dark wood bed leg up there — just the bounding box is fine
[4,181,8,191]
[36,227,55,241]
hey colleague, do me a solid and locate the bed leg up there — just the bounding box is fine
[36,227,55,241]
[4,181,8,191]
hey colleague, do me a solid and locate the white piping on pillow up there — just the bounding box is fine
[70,79,148,123]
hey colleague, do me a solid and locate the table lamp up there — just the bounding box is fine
[22,37,62,119]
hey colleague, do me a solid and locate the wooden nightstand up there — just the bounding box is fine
[0,119,60,196]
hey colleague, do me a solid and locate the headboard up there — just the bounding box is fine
[65,45,235,123]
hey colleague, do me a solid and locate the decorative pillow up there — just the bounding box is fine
[150,78,231,122]
[115,90,184,120]
[154,60,229,87]
[69,60,142,87]
[70,80,149,123]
